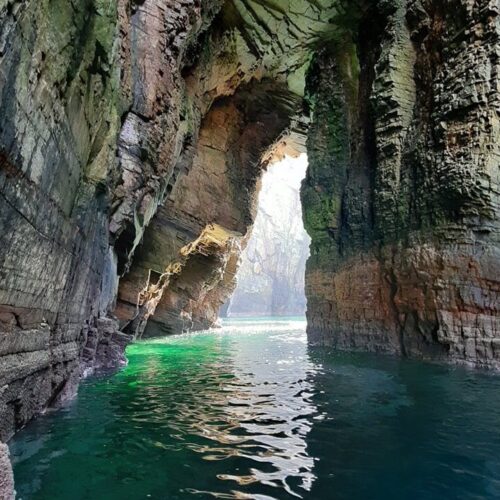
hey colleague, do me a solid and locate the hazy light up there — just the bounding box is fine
[227,154,310,317]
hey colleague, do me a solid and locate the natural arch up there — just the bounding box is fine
[0,0,498,457]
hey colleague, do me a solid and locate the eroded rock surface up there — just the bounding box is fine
[0,0,124,442]
[0,0,339,441]
[303,0,500,368]
[0,0,499,457]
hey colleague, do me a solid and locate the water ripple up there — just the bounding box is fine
[10,317,500,500]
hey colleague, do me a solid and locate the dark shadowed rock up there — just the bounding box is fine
[302,0,500,369]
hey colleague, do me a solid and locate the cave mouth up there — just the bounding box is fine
[221,154,311,319]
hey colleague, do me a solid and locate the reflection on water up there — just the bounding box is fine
[10,318,500,500]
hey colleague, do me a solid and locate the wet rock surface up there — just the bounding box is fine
[303,0,500,368]
[0,0,498,459]
[0,0,124,443]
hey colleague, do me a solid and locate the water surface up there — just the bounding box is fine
[11,318,500,499]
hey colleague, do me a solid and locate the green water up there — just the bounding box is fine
[10,318,500,499]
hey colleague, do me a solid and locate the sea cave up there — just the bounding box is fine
[0,0,499,498]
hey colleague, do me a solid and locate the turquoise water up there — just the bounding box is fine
[10,317,500,499]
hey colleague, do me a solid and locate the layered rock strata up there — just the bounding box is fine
[0,0,350,442]
[116,81,301,337]
[0,0,498,461]
[0,0,124,444]
[303,0,500,368]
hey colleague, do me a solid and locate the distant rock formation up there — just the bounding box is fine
[225,157,310,317]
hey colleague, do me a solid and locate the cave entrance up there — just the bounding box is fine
[222,154,310,319]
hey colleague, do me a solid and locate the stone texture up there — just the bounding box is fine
[0,443,14,500]
[303,0,500,369]
[117,81,301,337]
[0,0,123,443]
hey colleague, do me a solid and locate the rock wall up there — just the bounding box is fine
[0,442,14,500]
[0,0,230,442]
[303,0,500,368]
[115,81,301,337]
[0,0,351,443]
[0,0,124,443]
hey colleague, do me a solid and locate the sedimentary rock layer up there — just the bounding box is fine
[0,0,348,441]
[0,0,124,443]
[303,0,500,368]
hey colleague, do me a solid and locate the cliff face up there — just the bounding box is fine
[0,0,123,444]
[0,443,14,499]
[0,0,337,444]
[0,0,499,471]
[226,156,310,318]
[116,81,301,337]
[303,0,500,369]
